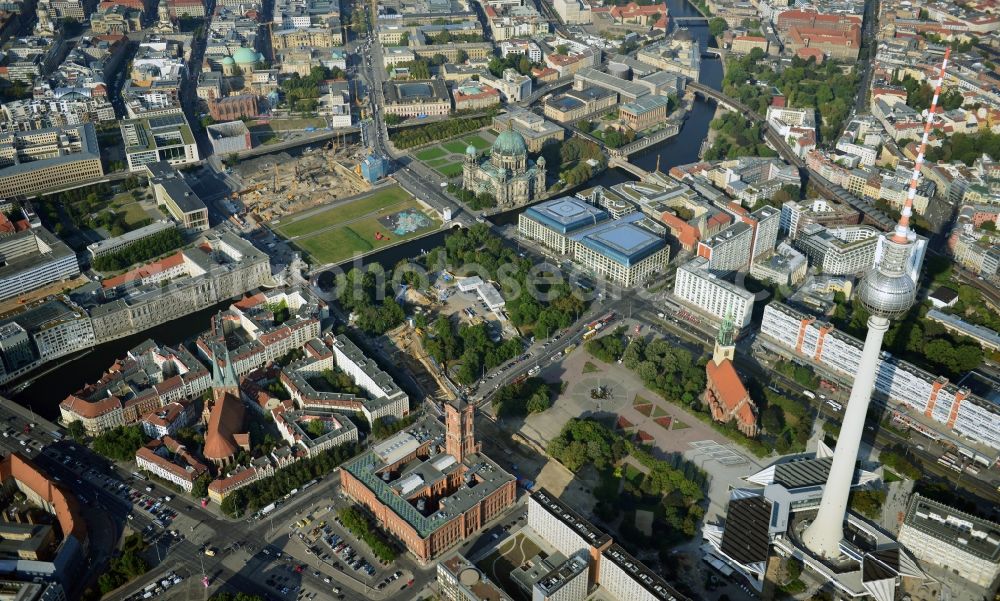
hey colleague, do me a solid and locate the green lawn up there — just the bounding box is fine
[424,157,451,167]
[415,146,447,161]
[583,361,601,374]
[289,199,440,265]
[294,228,373,263]
[119,202,152,226]
[273,186,412,239]
[442,140,469,154]
[672,420,690,430]
[463,135,491,150]
[436,162,464,178]
[264,117,327,132]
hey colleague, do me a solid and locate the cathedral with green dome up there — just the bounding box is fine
[462,123,546,207]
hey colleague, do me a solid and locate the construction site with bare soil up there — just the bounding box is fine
[229,138,372,224]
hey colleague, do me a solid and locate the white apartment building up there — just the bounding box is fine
[86,220,176,259]
[748,206,780,262]
[897,494,1000,588]
[760,302,1000,452]
[274,410,358,458]
[527,488,612,579]
[765,106,817,136]
[835,139,878,166]
[599,544,687,601]
[673,257,755,329]
[697,222,753,273]
[793,223,879,275]
[533,553,589,601]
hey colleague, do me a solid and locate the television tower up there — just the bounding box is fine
[801,48,950,559]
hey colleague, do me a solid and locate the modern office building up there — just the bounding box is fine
[340,401,516,562]
[382,80,451,118]
[571,216,669,287]
[145,161,209,232]
[760,301,1000,452]
[0,299,95,385]
[86,220,176,259]
[121,111,200,171]
[0,227,79,303]
[793,223,880,275]
[0,124,104,197]
[673,257,755,329]
[519,197,669,286]
[897,494,1000,588]
[206,120,252,154]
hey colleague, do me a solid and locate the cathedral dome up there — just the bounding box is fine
[222,56,236,66]
[492,126,528,157]
[233,48,261,65]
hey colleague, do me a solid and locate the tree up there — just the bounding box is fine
[981,220,996,232]
[191,474,211,499]
[66,421,86,442]
[307,419,327,438]
[709,17,727,37]
[556,44,569,55]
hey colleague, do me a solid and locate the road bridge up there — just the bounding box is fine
[608,156,651,180]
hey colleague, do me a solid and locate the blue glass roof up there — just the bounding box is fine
[524,197,608,234]
[572,215,665,266]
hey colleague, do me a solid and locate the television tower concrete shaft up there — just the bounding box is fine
[801,48,951,559]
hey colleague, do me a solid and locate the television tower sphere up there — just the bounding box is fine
[856,237,916,319]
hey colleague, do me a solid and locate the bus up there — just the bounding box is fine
[132,471,148,481]
[582,330,598,341]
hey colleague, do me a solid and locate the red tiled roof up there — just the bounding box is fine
[60,394,121,419]
[0,454,86,542]
[102,252,186,289]
[204,393,245,462]
[706,359,749,414]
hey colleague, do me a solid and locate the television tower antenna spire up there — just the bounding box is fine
[893,47,951,243]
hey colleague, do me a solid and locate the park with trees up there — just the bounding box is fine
[722,51,859,142]
[91,229,185,272]
[547,418,707,546]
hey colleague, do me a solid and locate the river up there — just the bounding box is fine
[12,0,722,419]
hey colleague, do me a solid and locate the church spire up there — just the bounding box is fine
[712,311,736,366]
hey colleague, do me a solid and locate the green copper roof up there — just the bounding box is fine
[492,125,527,157]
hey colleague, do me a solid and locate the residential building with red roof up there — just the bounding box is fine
[135,436,208,492]
[609,2,668,30]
